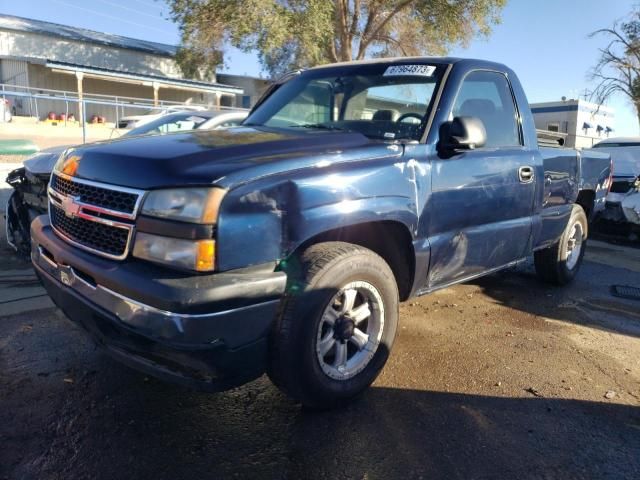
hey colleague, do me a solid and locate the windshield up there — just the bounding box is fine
[245,63,444,141]
[124,113,211,137]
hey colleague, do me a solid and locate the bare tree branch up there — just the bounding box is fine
[591,26,640,65]
[589,9,640,127]
[360,0,414,53]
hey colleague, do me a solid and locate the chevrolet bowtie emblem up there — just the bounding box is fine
[61,195,82,218]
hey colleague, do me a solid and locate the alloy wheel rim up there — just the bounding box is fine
[565,221,583,270]
[315,281,385,380]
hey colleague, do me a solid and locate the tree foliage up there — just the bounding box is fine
[168,0,507,79]
[589,9,640,127]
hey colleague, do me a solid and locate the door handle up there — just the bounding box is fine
[518,166,534,183]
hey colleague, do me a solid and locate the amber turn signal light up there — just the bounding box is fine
[195,240,216,272]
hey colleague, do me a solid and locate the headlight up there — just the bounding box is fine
[141,188,226,224]
[134,187,226,271]
[133,232,215,271]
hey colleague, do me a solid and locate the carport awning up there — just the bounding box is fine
[45,60,244,95]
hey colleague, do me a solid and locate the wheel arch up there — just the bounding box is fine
[576,189,596,221]
[288,220,416,301]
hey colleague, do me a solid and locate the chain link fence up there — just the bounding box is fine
[0,83,243,145]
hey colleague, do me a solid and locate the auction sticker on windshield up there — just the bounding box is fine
[383,65,436,77]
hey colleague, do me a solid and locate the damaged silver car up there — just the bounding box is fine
[5,109,248,255]
[5,146,64,255]
[592,137,640,237]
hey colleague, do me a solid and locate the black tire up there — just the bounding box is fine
[534,205,588,285]
[268,242,399,409]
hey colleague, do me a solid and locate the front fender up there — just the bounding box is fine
[215,158,419,271]
[289,195,416,250]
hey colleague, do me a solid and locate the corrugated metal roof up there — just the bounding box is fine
[0,14,177,57]
[46,61,243,94]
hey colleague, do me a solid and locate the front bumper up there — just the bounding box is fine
[31,215,287,391]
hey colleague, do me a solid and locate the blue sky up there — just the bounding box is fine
[3,0,638,135]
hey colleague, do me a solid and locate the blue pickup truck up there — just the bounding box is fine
[30,58,611,408]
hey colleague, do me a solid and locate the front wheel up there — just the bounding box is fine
[268,242,399,409]
[534,205,588,285]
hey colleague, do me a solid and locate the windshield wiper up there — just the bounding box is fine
[288,123,347,131]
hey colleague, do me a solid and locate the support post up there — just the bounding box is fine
[75,71,84,124]
[64,92,68,126]
[152,82,160,108]
[82,101,87,144]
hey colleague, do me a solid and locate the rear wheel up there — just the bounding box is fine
[534,205,588,285]
[268,242,398,409]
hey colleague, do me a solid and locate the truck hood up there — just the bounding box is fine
[56,127,400,190]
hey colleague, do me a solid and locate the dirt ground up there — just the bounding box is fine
[1,216,639,479]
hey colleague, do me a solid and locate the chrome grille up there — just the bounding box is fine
[50,174,138,213]
[48,173,145,260]
[50,203,130,257]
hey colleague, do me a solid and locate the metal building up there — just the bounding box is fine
[530,98,615,149]
[0,14,247,122]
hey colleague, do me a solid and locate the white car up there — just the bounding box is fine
[116,109,248,137]
[117,105,207,129]
[124,110,249,137]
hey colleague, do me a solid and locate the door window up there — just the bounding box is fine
[452,71,521,148]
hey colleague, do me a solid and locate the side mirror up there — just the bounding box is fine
[438,116,487,154]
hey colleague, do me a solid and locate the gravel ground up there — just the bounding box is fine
[1,218,639,479]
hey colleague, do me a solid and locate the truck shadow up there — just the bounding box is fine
[16,363,639,480]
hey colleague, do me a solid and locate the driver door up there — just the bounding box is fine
[427,70,536,288]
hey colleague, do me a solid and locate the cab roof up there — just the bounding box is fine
[307,56,508,72]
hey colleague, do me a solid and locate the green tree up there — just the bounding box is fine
[590,9,640,129]
[168,0,507,79]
